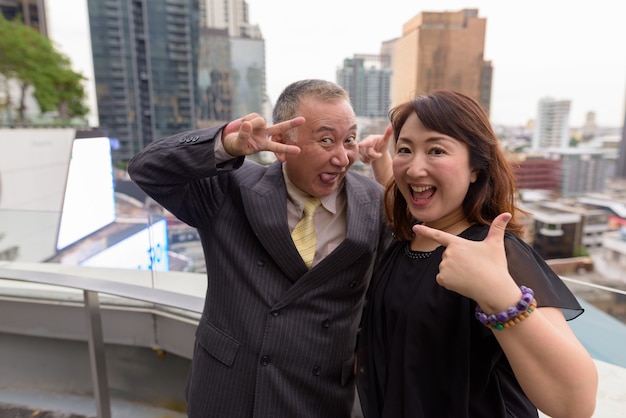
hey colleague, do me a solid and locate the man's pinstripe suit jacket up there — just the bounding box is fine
[128,124,391,418]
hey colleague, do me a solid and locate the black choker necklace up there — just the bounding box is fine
[404,243,433,259]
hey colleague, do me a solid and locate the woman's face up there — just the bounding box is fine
[392,112,478,230]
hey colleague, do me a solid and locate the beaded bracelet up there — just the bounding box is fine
[475,286,537,331]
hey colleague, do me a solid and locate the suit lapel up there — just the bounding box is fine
[241,162,304,281]
[274,173,382,307]
[242,167,382,304]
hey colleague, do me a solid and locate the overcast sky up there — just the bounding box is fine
[247,0,626,128]
[47,0,626,129]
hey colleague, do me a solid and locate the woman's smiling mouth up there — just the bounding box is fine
[410,185,436,202]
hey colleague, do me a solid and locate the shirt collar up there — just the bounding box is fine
[282,163,342,215]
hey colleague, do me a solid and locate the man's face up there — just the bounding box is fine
[277,97,358,197]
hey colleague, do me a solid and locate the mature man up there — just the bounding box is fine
[128,79,390,417]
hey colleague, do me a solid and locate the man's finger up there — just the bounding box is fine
[265,142,301,155]
[362,148,382,159]
[412,223,457,247]
[223,113,261,136]
[358,136,376,149]
[382,123,393,142]
[268,117,305,135]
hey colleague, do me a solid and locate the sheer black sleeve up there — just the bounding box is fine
[503,233,583,321]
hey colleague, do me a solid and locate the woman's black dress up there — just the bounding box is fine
[356,224,583,418]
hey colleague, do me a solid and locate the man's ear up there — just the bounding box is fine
[272,133,287,162]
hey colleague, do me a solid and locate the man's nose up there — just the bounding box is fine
[331,146,351,167]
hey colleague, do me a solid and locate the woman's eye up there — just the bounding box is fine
[429,147,445,155]
[397,147,411,154]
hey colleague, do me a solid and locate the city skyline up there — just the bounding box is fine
[247,0,626,128]
[45,0,626,129]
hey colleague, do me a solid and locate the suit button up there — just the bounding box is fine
[257,259,265,266]
[349,281,358,288]
[271,310,280,317]
[321,319,330,328]
[312,365,321,376]
[260,355,270,366]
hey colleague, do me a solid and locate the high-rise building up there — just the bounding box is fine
[336,54,391,118]
[230,36,265,118]
[202,0,266,119]
[85,0,200,163]
[202,0,259,38]
[617,80,626,179]
[532,97,571,149]
[391,8,492,114]
[581,111,598,141]
[511,155,562,192]
[552,148,606,197]
[0,0,46,34]
[197,27,233,127]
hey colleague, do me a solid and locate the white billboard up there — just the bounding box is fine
[56,136,116,250]
[0,129,75,261]
[0,129,116,261]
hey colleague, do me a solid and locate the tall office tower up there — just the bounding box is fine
[380,38,397,68]
[391,8,492,114]
[0,0,46,33]
[202,0,259,38]
[337,54,392,118]
[555,149,606,197]
[230,35,265,118]
[197,27,233,127]
[617,81,626,179]
[85,0,200,163]
[581,111,598,141]
[532,97,571,149]
[511,155,562,192]
[202,0,266,118]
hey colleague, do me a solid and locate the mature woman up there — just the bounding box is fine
[356,90,598,418]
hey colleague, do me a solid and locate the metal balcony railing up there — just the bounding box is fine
[0,263,204,418]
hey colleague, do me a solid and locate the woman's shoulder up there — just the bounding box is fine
[462,223,528,247]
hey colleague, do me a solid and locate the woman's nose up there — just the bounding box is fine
[406,155,427,177]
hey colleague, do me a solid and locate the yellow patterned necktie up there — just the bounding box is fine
[291,197,321,269]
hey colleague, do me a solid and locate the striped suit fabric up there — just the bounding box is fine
[128,125,390,418]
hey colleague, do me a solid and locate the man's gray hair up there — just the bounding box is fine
[272,79,351,124]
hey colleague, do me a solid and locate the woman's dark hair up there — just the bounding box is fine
[385,89,526,240]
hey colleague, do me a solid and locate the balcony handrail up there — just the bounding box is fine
[560,275,626,296]
[0,264,205,418]
[2,266,626,417]
[0,266,205,313]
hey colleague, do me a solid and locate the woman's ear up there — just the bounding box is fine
[470,168,479,183]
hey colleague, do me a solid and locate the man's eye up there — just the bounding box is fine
[320,137,332,144]
[345,136,357,144]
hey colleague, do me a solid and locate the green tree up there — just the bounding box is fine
[0,13,88,124]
